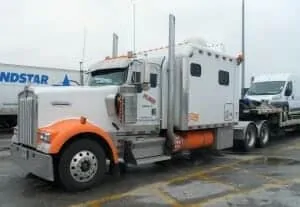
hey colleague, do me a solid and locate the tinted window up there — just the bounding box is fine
[190,63,201,77]
[150,73,157,88]
[247,81,285,95]
[88,68,128,86]
[287,81,293,91]
[131,71,141,83]
[219,70,229,86]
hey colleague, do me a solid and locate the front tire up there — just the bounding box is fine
[58,139,106,192]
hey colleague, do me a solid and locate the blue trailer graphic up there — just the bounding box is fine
[0,72,80,86]
[0,64,82,128]
[0,72,49,84]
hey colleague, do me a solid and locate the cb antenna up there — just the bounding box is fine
[79,26,87,86]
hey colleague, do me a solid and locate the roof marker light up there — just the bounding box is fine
[80,116,87,124]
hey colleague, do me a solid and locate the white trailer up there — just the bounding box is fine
[234,73,300,152]
[10,14,296,192]
[0,62,83,128]
[245,73,300,122]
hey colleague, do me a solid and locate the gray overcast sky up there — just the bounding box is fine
[0,0,299,86]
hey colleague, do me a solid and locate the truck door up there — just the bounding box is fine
[286,80,300,114]
[130,61,160,127]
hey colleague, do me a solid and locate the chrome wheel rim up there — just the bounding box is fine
[261,125,269,144]
[246,128,255,147]
[70,150,98,183]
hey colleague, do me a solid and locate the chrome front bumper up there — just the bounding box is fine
[10,143,54,181]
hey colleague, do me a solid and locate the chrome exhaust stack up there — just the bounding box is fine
[167,14,177,151]
[112,33,119,58]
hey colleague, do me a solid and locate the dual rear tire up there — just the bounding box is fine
[256,121,270,148]
[236,121,270,152]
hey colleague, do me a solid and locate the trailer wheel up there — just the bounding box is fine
[256,122,270,148]
[58,139,106,192]
[241,123,257,152]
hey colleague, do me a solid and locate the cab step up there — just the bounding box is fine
[122,136,169,165]
[136,155,171,165]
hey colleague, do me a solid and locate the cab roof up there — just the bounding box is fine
[253,73,293,82]
[88,38,239,72]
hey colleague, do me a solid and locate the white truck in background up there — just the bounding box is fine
[245,73,300,122]
[0,62,84,128]
[10,14,300,192]
[239,73,300,135]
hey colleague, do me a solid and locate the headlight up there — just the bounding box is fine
[40,132,51,143]
[262,99,269,104]
[272,95,282,100]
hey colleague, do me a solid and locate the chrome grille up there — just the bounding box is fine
[17,90,38,147]
[119,85,137,125]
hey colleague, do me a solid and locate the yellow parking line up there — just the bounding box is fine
[152,188,183,207]
[274,142,300,152]
[70,192,130,207]
[69,156,259,207]
[230,166,289,185]
[187,182,292,207]
[167,159,247,185]
[87,201,101,207]
[187,168,300,207]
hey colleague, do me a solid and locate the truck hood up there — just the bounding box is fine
[32,86,119,131]
[244,94,282,102]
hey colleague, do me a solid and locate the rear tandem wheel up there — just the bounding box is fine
[235,123,257,152]
[256,121,270,148]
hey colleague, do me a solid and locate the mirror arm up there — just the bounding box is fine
[143,56,150,84]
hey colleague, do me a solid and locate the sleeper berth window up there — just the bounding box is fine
[190,63,202,77]
[219,70,230,86]
[150,73,157,88]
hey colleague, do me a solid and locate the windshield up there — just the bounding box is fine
[247,81,286,95]
[88,68,128,86]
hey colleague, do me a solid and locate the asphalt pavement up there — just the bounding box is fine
[1,133,300,207]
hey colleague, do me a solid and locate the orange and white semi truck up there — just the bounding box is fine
[10,14,249,191]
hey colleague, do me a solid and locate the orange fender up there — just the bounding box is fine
[39,118,119,163]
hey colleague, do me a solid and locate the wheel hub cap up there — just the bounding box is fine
[70,150,98,183]
[81,161,90,172]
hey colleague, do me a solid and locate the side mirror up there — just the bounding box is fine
[143,58,150,83]
[285,88,292,96]
[142,60,151,91]
[136,83,143,93]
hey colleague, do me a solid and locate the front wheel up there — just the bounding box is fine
[57,139,106,192]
